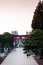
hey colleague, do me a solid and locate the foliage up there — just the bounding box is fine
[24,29,43,51]
[31,29,43,49]
[0,32,14,52]
[24,1,43,58]
[31,1,43,30]
[3,32,14,48]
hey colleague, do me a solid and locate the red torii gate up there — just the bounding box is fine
[13,35,29,45]
[14,36,25,45]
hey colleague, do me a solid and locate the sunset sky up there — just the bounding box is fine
[0,0,39,35]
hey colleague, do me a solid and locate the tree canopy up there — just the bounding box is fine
[0,32,14,52]
[31,1,43,30]
[24,1,43,58]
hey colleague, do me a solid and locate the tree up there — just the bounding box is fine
[0,32,14,53]
[0,35,4,52]
[3,32,14,48]
[24,29,43,56]
[31,1,43,30]
[31,29,43,49]
[24,30,38,51]
[23,1,43,59]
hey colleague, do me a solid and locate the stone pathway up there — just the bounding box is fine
[1,48,39,65]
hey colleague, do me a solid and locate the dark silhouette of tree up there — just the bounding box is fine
[0,32,14,52]
[3,32,14,48]
[23,1,43,59]
[31,1,43,30]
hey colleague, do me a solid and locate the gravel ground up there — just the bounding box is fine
[33,56,43,65]
[0,52,10,64]
[0,56,6,64]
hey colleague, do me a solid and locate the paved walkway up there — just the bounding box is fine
[1,48,39,65]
